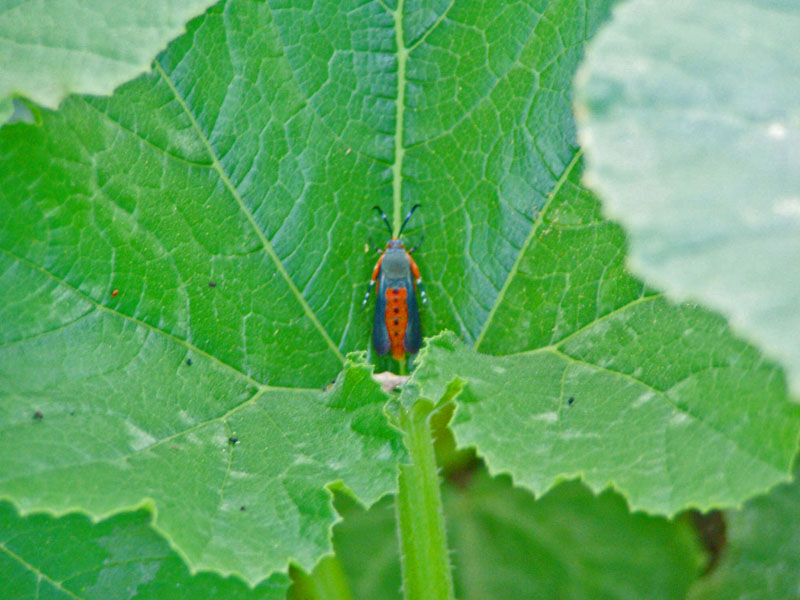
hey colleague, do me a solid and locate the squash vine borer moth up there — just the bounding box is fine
[362,205,426,360]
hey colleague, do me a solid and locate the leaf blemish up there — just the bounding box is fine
[632,392,655,409]
[670,412,691,426]
[125,421,157,451]
[531,412,558,424]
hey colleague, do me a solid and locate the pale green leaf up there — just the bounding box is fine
[574,0,800,394]
[0,0,218,122]
[0,501,289,599]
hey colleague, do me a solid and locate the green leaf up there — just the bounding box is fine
[2,0,797,592]
[0,501,289,599]
[574,0,800,394]
[0,0,218,123]
[688,472,800,600]
[328,472,704,600]
[0,0,624,585]
[403,160,800,515]
[0,347,402,585]
[1,0,422,585]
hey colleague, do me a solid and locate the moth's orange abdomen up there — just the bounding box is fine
[385,287,409,359]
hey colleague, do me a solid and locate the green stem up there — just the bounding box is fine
[396,402,455,600]
[289,556,354,600]
[397,356,409,376]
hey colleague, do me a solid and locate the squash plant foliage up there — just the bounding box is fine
[0,1,798,599]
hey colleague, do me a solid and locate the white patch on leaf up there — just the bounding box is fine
[631,391,655,408]
[125,421,157,451]
[530,411,558,424]
[669,412,690,426]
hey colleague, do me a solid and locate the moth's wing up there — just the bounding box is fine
[403,278,422,354]
[372,272,391,355]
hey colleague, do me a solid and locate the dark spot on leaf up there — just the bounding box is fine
[228,437,239,446]
[33,411,43,421]
[568,397,574,405]
[240,505,246,511]
[209,281,216,288]
[186,358,192,366]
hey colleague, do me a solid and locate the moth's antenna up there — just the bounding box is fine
[399,204,421,236]
[372,206,393,235]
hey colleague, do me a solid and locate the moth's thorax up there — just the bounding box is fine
[381,245,411,278]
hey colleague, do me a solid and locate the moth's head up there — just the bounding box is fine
[385,239,406,250]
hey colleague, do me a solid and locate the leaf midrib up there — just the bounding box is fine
[391,0,407,235]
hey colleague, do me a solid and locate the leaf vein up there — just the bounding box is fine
[475,148,583,350]
[548,348,784,473]
[0,307,96,350]
[152,61,345,365]
[0,247,264,388]
[406,0,458,52]
[0,542,81,600]
[81,98,212,168]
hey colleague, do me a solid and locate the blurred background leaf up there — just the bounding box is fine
[0,0,218,124]
[689,469,800,600]
[575,0,800,395]
[311,468,704,600]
